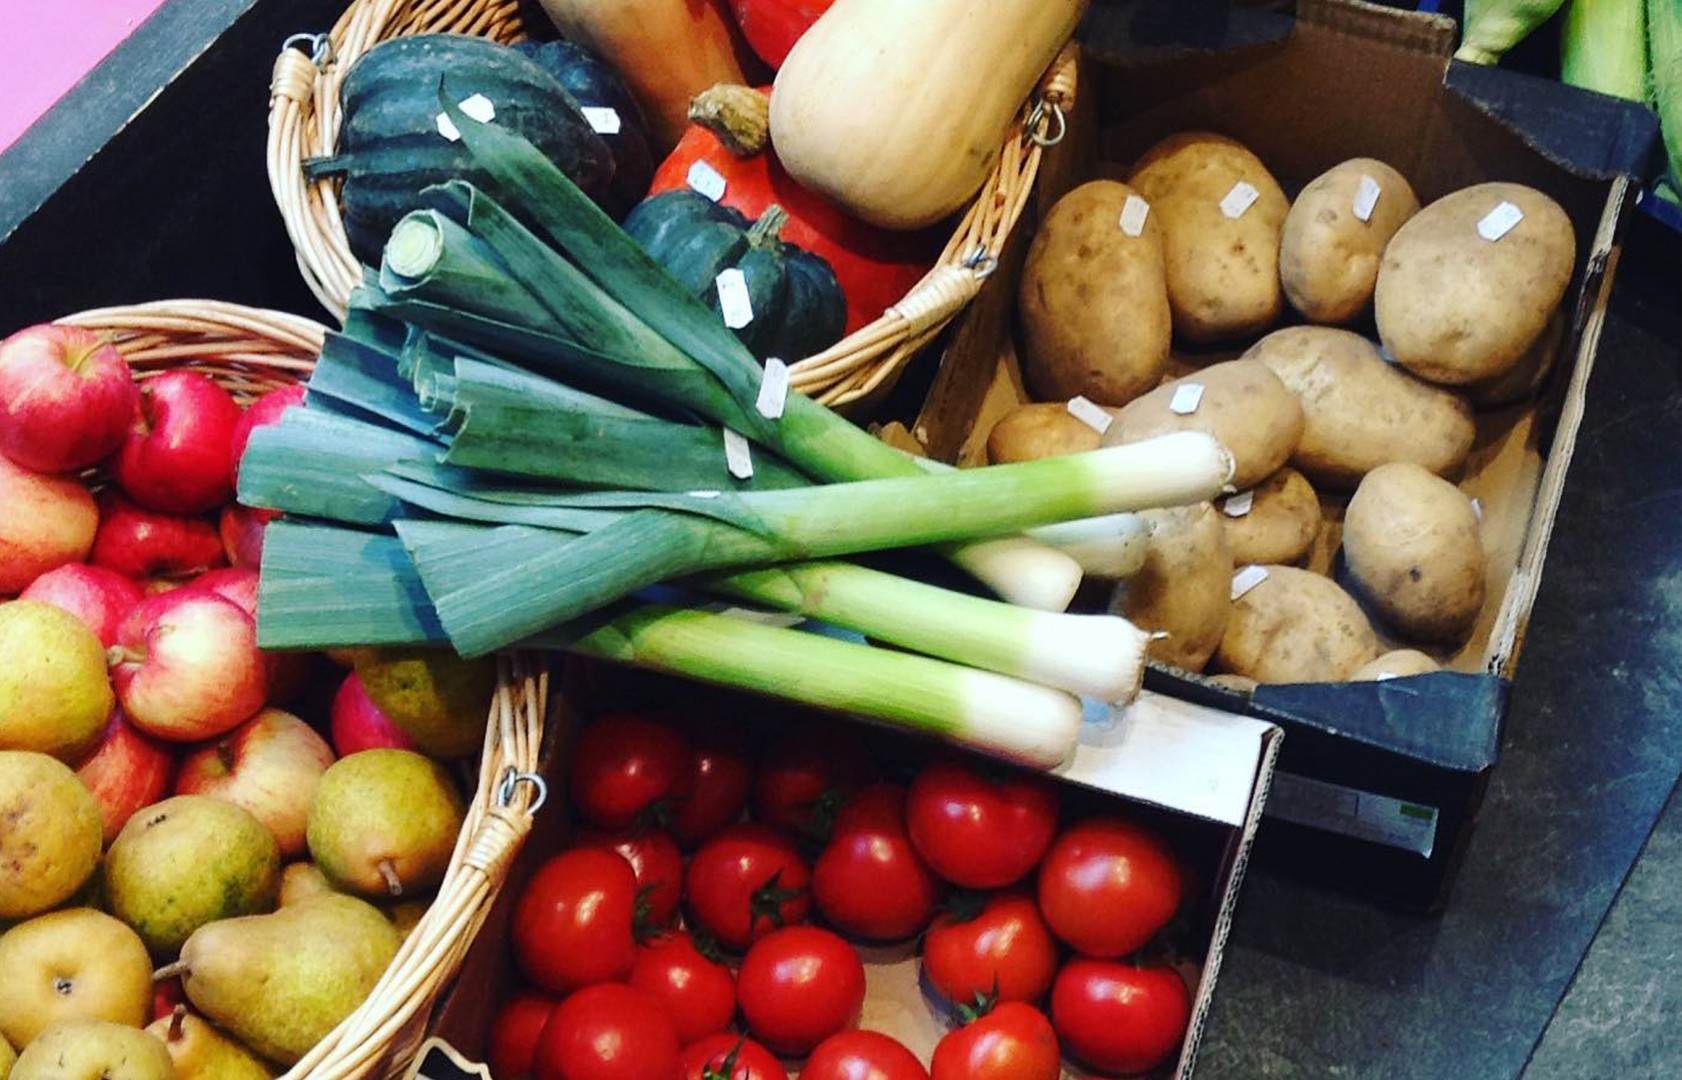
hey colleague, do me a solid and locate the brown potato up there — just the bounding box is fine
[985,402,1108,464]
[1243,326,1475,488]
[1219,468,1321,566]
[1350,649,1442,681]
[1280,158,1420,324]
[1342,462,1486,643]
[1375,181,1576,385]
[1109,503,1232,673]
[1216,565,1379,683]
[1128,132,1289,343]
[1019,180,1172,406]
[1464,309,1566,410]
[1102,359,1304,490]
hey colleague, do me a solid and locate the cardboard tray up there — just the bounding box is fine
[420,663,1281,1080]
[895,0,1654,911]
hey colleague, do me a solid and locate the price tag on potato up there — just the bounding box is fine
[715,268,754,330]
[1169,383,1205,415]
[1066,395,1114,434]
[1223,489,1255,518]
[687,160,727,202]
[1231,564,1270,601]
[1220,181,1260,219]
[756,358,790,420]
[1478,201,1524,241]
[1119,195,1151,237]
[1353,174,1382,222]
[434,94,496,142]
[580,106,622,135]
[723,427,754,480]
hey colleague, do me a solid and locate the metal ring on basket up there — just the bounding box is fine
[497,768,549,815]
[964,245,1000,279]
[281,31,335,68]
[1026,98,1068,148]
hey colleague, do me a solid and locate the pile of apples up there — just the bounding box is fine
[0,324,479,1077]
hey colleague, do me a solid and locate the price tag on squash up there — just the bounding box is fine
[434,94,496,142]
[1119,195,1151,237]
[687,161,728,202]
[1066,396,1114,434]
[1220,181,1260,219]
[580,106,622,135]
[756,358,791,420]
[1169,383,1205,415]
[715,268,755,330]
[1231,564,1270,601]
[1353,174,1382,223]
[1478,201,1524,241]
[723,427,754,480]
[1223,489,1255,518]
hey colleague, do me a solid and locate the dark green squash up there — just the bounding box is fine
[511,39,653,219]
[623,190,847,363]
[307,34,614,266]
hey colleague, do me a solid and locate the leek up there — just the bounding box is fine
[1562,0,1649,100]
[1456,0,1568,63]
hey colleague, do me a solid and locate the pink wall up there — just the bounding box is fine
[0,0,170,153]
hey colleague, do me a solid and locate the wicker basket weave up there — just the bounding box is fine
[267,0,1078,406]
[52,300,550,1080]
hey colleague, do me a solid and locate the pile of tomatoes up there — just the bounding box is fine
[487,709,1196,1080]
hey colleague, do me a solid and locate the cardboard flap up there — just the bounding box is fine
[1445,62,1662,181]
[1249,673,1505,771]
[1296,0,1456,57]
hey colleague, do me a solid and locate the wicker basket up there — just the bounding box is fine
[267,0,1078,407]
[52,300,550,1080]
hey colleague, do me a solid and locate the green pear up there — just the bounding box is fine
[0,600,112,763]
[353,647,495,759]
[105,796,280,957]
[0,1032,15,1079]
[306,750,465,898]
[277,861,338,907]
[10,1018,176,1080]
[0,908,152,1049]
[0,750,102,919]
[147,1007,273,1080]
[169,893,400,1067]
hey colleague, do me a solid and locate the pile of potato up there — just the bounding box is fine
[992,132,1578,686]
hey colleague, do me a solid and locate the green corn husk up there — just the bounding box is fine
[1651,0,1682,190]
[1562,0,1649,100]
[1456,0,1569,63]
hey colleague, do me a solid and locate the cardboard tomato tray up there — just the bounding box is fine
[889,0,1656,911]
[418,661,1280,1080]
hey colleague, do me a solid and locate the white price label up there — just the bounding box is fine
[1119,195,1151,237]
[686,161,727,202]
[434,93,496,142]
[1353,174,1382,223]
[1223,489,1255,517]
[1066,395,1114,434]
[723,428,754,480]
[756,358,791,420]
[1220,181,1260,219]
[1231,564,1269,601]
[715,268,754,330]
[1478,201,1525,241]
[580,106,622,135]
[1470,497,1483,523]
[1169,383,1205,415]
[687,490,722,498]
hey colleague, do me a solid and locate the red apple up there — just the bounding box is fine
[219,503,274,568]
[230,383,306,488]
[110,590,269,741]
[329,670,419,756]
[76,709,177,845]
[90,491,226,580]
[0,452,97,593]
[113,369,242,514]
[20,562,143,646]
[153,977,187,1023]
[187,565,311,706]
[175,707,335,858]
[0,323,140,473]
[191,565,260,614]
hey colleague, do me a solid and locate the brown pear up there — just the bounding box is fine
[0,907,152,1048]
[305,750,464,898]
[10,1018,175,1080]
[147,1006,273,1080]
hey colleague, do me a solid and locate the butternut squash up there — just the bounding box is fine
[537,0,757,152]
[767,0,1089,230]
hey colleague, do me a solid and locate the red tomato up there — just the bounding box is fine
[727,0,834,68]
[578,825,686,928]
[752,723,876,841]
[813,784,944,941]
[1037,817,1183,958]
[1050,961,1191,1076]
[570,712,694,829]
[736,925,866,1055]
[666,714,754,846]
[679,1034,789,1080]
[929,1003,1059,1080]
[629,930,737,1046]
[686,823,812,951]
[535,982,682,1080]
[511,848,640,993]
[488,990,562,1080]
[802,1030,929,1080]
[921,892,1059,1006]
[905,759,1059,889]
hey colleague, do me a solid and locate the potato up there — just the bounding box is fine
[1019,180,1172,406]
[1375,181,1576,385]
[1342,462,1486,643]
[1102,359,1304,490]
[1350,649,1442,681]
[1215,565,1379,683]
[1128,132,1289,342]
[1280,158,1420,324]
[985,402,1108,464]
[1464,309,1565,410]
[1243,326,1475,487]
[1219,467,1321,566]
[1108,503,1232,672]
